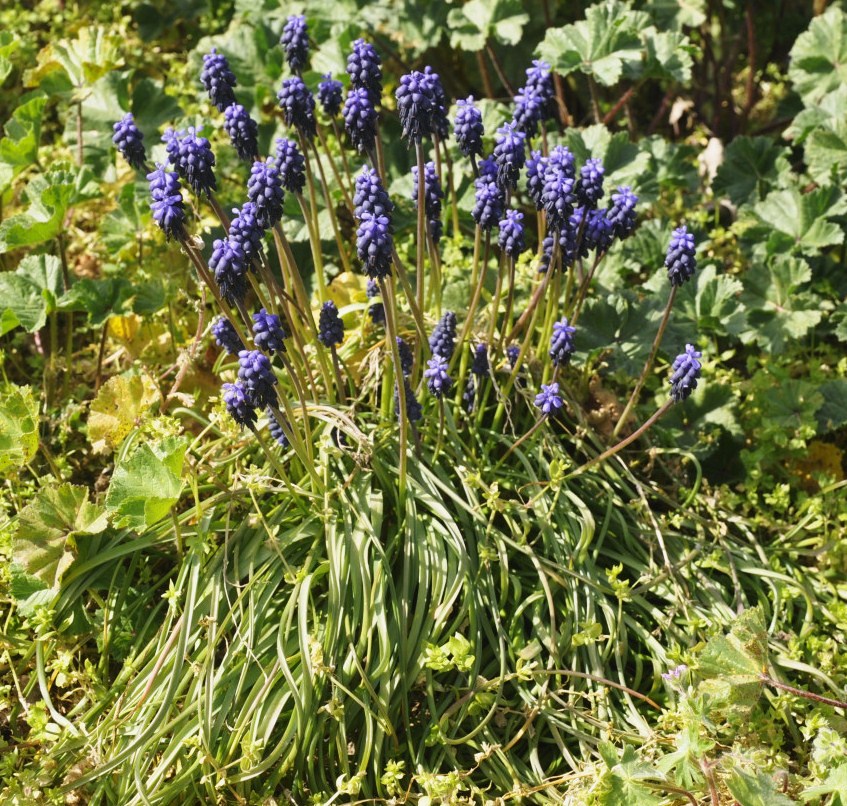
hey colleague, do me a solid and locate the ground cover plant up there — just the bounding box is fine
[1,0,846,803]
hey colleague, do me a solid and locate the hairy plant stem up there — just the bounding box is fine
[486,250,506,348]
[570,252,603,326]
[614,285,678,438]
[762,674,847,709]
[207,193,230,231]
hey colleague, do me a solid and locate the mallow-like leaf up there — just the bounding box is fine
[0,254,63,334]
[447,0,529,51]
[712,136,791,207]
[13,484,108,590]
[537,1,647,86]
[87,371,161,453]
[105,436,189,530]
[0,385,40,474]
[789,6,847,105]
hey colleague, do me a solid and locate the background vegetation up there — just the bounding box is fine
[1,0,846,803]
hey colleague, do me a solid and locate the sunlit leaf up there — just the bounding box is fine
[87,371,161,454]
[105,436,189,530]
[788,6,847,105]
[0,254,63,334]
[13,484,108,590]
[727,769,796,806]
[0,93,47,192]
[0,385,40,474]
[447,0,529,51]
[537,2,647,86]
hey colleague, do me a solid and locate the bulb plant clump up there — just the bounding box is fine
[112,16,705,491]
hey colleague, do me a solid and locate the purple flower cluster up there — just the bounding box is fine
[147,164,186,242]
[224,104,259,162]
[164,127,217,196]
[318,300,345,347]
[549,318,576,366]
[247,161,285,230]
[274,137,306,194]
[201,49,237,111]
[429,311,457,360]
[277,76,316,138]
[493,123,526,191]
[113,113,146,170]
[252,308,287,354]
[670,344,702,402]
[280,15,309,73]
[212,316,244,355]
[412,161,444,244]
[209,237,248,304]
[499,209,526,259]
[665,225,697,287]
[343,88,378,154]
[396,70,438,144]
[318,73,343,117]
[347,39,382,105]
[454,96,483,158]
[238,349,278,408]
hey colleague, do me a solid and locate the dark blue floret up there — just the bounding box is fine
[252,308,287,354]
[493,123,526,191]
[525,60,554,113]
[277,76,316,139]
[112,113,146,170]
[424,355,452,398]
[582,208,614,254]
[266,408,290,447]
[356,212,393,279]
[471,343,489,376]
[534,382,563,415]
[499,209,526,259]
[472,179,505,232]
[146,164,186,242]
[463,376,476,413]
[396,70,437,144]
[424,66,450,139]
[429,311,457,360]
[209,237,249,304]
[665,225,697,287]
[165,127,217,196]
[669,344,702,402]
[238,349,278,409]
[201,49,237,112]
[396,337,413,377]
[478,156,498,183]
[222,381,257,428]
[318,300,345,347]
[549,317,576,366]
[513,87,544,136]
[576,157,605,208]
[318,73,344,117]
[607,186,638,239]
[395,379,423,423]
[212,316,244,355]
[506,344,521,370]
[280,14,309,72]
[247,161,285,230]
[526,150,546,209]
[366,278,385,325]
[229,202,265,260]
[353,167,393,218]
[347,39,382,105]
[454,96,484,158]
[412,161,444,244]
[224,104,259,162]
[542,146,577,228]
[343,88,378,154]
[274,137,306,194]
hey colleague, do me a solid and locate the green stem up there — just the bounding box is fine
[613,285,678,438]
[569,399,674,479]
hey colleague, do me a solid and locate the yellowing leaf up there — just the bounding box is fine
[0,384,40,474]
[88,372,160,454]
[13,484,108,590]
